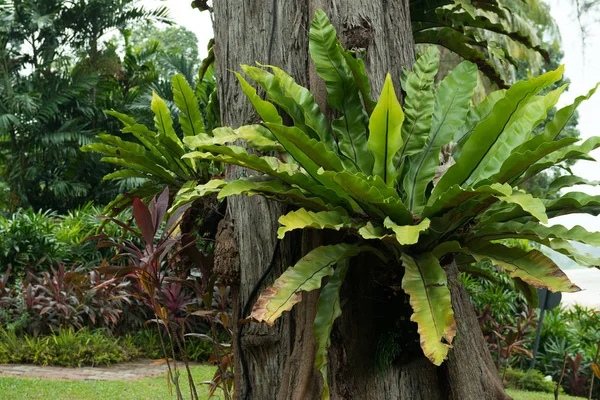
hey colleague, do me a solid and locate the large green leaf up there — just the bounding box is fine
[468,241,580,292]
[170,179,226,210]
[249,244,366,325]
[367,74,404,185]
[172,74,205,137]
[277,209,353,239]
[484,137,578,186]
[401,253,456,366]
[403,61,478,213]
[396,46,439,167]
[105,110,137,128]
[151,92,193,173]
[341,51,376,115]
[241,65,317,139]
[468,85,565,182]
[544,175,599,196]
[314,260,349,400]
[413,28,507,88]
[320,170,413,224]
[520,137,600,184]
[218,177,331,212]
[453,89,506,158]
[184,147,355,211]
[496,192,547,224]
[431,66,564,200]
[265,123,345,173]
[234,72,283,125]
[186,125,283,152]
[423,183,512,218]
[309,9,373,172]
[545,239,600,268]
[473,221,600,247]
[261,63,334,149]
[384,218,431,245]
[478,192,600,224]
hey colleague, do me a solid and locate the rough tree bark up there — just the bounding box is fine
[212,1,510,399]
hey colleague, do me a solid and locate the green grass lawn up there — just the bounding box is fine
[0,365,221,400]
[0,369,586,400]
[507,389,584,400]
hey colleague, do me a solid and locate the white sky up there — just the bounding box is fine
[149,0,600,230]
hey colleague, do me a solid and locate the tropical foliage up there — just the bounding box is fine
[412,0,552,87]
[175,9,600,398]
[81,71,218,218]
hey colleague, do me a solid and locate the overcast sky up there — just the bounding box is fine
[148,0,600,231]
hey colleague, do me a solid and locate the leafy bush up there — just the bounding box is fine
[0,205,134,277]
[0,328,141,367]
[0,262,149,336]
[504,368,555,393]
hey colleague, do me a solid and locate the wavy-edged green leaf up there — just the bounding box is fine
[401,252,456,366]
[171,179,226,210]
[185,125,283,152]
[384,218,431,245]
[469,85,565,182]
[151,92,193,173]
[403,61,478,212]
[357,221,389,240]
[453,89,506,158]
[485,137,578,186]
[249,244,366,325]
[432,66,564,200]
[546,239,600,268]
[234,71,283,125]
[81,143,178,185]
[520,136,600,184]
[541,83,599,142]
[367,73,404,185]
[341,51,376,115]
[468,241,580,292]
[241,65,317,139]
[423,183,512,218]
[260,63,334,149]
[277,209,353,239]
[105,110,137,128]
[497,192,547,224]
[396,47,439,167]
[543,175,599,197]
[309,9,372,172]
[102,169,149,181]
[172,74,205,137]
[487,84,598,185]
[473,221,600,248]
[320,170,413,224]
[217,177,331,212]
[478,192,600,224]
[314,260,349,400]
[265,123,345,173]
[413,28,507,88]
[184,146,354,211]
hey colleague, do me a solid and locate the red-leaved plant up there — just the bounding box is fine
[99,187,232,400]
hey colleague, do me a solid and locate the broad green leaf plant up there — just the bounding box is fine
[177,10,600,399]
[82,74,217,218]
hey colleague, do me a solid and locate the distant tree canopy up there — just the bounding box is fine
[0,1,203,213]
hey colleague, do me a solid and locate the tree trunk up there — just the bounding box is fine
[212,1,509,399]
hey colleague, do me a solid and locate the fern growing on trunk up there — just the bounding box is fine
[177,10,599,399]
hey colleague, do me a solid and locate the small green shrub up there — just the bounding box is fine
[0,328,141,367]
[504,369,556,393]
